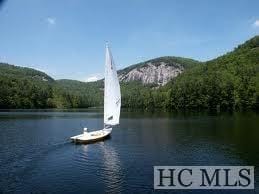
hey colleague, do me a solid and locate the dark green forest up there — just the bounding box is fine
[165,35,259,111]
[0,35,258,111]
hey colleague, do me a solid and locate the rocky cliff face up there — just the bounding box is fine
[118,57,194,86]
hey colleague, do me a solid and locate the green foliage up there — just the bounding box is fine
[0,63,54,82]
[0,75,53,108]
[165,35,259,111]
[54,79,103,108]
[0,64,102,109]
[120,81,153,108]
[0,36,258,111]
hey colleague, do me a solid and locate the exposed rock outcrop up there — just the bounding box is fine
[119,61,184,86]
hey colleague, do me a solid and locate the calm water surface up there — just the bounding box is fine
[0,110,258,194]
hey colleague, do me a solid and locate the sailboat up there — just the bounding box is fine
[70,44,121,143]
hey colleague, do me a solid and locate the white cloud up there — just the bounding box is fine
[84,73,103,82]
[253,19,259,27]
[86,76,99,82]
[46,17,56,25]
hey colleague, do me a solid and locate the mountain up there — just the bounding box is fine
[0,63,54,82]
[0,63,54,108]
[165,35,259,110]
[0,35,258,110]
[118,56,201,86]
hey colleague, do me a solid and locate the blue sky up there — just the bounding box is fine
[0,0,258,81]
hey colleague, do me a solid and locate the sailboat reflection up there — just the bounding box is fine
[98,142,124,193]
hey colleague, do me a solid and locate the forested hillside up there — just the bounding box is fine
[117,36,259,110]
[0,63,53,81]
[0,64,102,108]
[0,64,53,108]
[0,55,199,109]
[54,79,103,108]
[164,35,259,110]
[0,35,258,110]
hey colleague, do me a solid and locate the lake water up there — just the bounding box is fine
[0,110,258,193]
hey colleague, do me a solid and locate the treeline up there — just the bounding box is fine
[53,80,103,108]
[0,35,258,111]
[0,64,103,109]
[0,78,103,109]
[164,35,259,111]
[121,36,259,111]
[0,77,101,109]
[0,76,53,108]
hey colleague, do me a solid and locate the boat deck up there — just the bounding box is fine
[70,128,112,144]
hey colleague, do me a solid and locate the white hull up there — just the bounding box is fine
[70,128,112,144]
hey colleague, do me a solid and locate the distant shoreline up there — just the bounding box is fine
[0,108,258,114]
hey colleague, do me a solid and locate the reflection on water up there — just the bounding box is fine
[0,110,258,193]
[99,143,124,193]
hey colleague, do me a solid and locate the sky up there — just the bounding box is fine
[0,0,258,82]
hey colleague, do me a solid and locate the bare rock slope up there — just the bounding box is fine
[118,56,200,86]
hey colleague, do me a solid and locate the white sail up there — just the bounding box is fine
[104,44,121,126]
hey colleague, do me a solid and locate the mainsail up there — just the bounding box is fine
[104,44,121,126]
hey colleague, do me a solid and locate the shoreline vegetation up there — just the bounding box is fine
[0,35,258,111]
[0,108,258,115]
